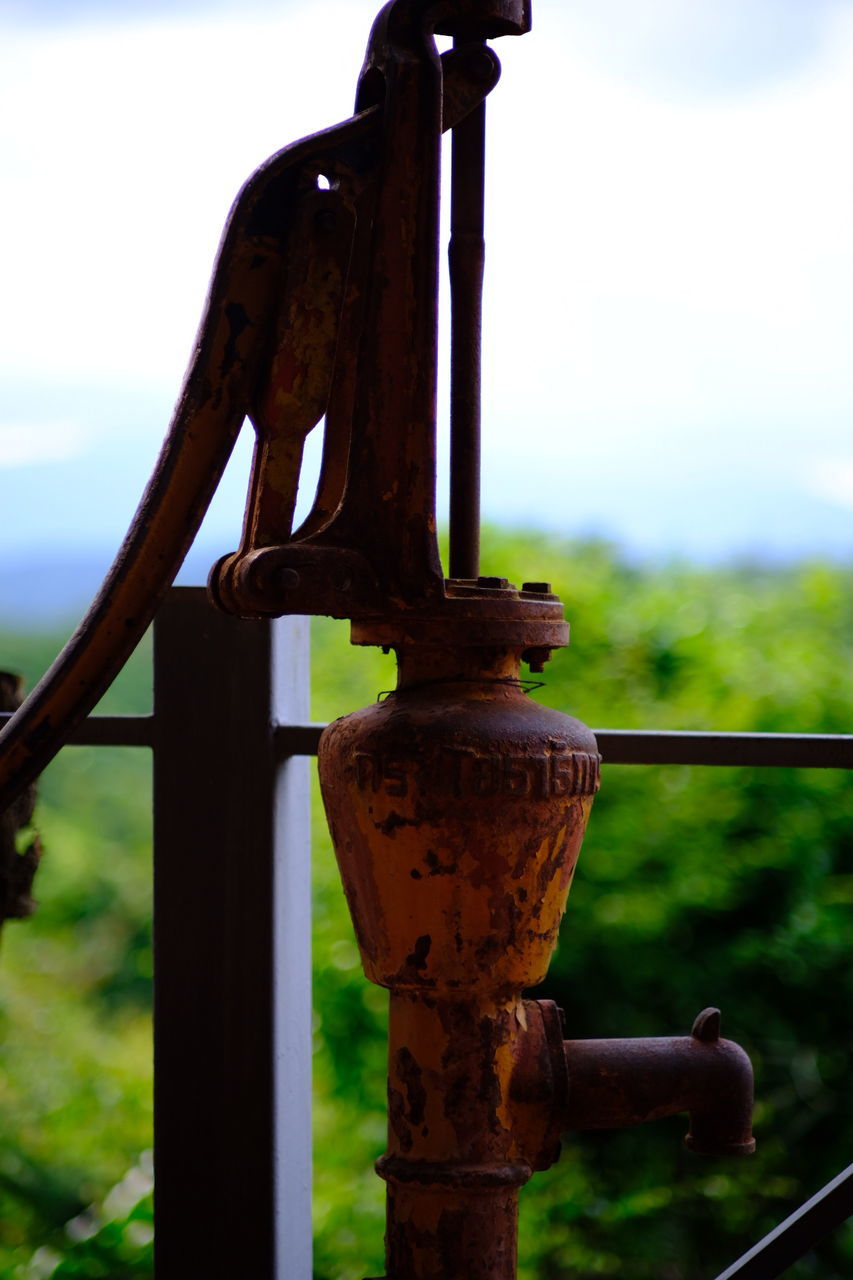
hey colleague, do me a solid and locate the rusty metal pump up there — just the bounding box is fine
[0,2,755,1276]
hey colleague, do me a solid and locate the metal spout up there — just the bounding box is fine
[560,1006,755,1157]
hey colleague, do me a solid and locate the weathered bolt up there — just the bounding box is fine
[276,568,301,590]
[522,647,551,673]
[477,576,510,589]
[314,208,338,233]
[522,581,552,594]
[472,48,496,80]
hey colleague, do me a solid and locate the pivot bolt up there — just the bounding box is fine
[315,208,338,233]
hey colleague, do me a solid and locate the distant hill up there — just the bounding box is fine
[0,544,224,629]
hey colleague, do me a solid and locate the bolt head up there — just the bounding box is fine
[314,208,338,233]
[523,646,552,673]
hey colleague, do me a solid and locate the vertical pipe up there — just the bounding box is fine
[448,39,487,581]
[379,990,529,1280]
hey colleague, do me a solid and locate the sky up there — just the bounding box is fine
[1,0,852,598]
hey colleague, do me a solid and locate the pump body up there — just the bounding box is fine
[320,639,597,1279]
[320,634,754,1280]
[320,645,598,994]
[0,3,755,1277]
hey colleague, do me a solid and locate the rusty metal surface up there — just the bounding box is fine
[321,647,599,991]
[561,1007,755,1157]
[321,632,751,1271]
[208,1,536,634]
[448,39,488,580]
[320,641,600,1279]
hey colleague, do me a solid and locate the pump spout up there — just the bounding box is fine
[560,1007,755,1157]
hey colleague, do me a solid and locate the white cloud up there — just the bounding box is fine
[480,2,853,450]
[807,460,853,510]
[0,4,375,388]
[0,421,91,467]
[3,0,851,414]
[1,1,851,558]
[557,0,842,96]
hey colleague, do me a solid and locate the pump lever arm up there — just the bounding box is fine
[0,112,367,809]
[210,8,519,622]
[0,45,501,811]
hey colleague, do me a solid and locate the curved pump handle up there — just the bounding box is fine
[0,18,508,811]
[212,0,530,623]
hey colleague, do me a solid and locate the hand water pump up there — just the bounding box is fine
[0,4,754,1277]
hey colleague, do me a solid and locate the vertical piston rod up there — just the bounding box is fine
[448,38,487,581]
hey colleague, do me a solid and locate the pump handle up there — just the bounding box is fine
[0,18,510,810]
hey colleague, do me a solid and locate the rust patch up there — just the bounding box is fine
[375,809,417,836]
[395,1046,427,1127]
[388,1085,413,1153]
[403,933,432,974]
[424,848,458,876]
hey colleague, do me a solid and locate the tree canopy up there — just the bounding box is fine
[1,532,851,1278]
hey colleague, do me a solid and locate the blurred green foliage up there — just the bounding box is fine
[1,532,851,1278]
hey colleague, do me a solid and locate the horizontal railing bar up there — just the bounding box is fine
[0,711,155,748]
[275,724,327,757]
[274,727,850,762]
[2,713,850,767]
[713,1162,853,1280]
[594,730,853,769]
[274,726,852,769]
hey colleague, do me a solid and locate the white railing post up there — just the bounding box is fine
[273,612,312,1280]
